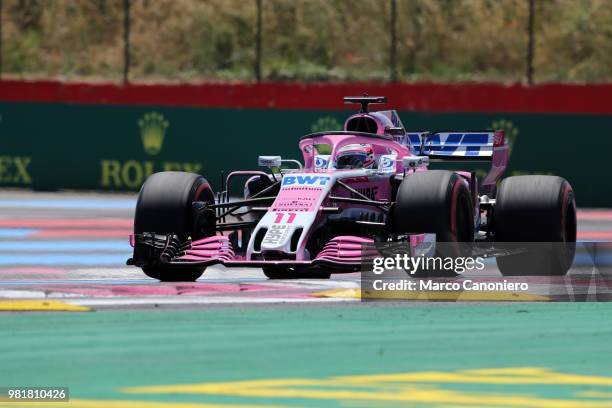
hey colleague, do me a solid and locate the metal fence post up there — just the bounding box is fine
[255,0,262,81]
[389,0,398,82]
[123,0,131,85]
[526,0,535,85]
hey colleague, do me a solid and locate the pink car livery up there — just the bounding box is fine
[128,96,576,281]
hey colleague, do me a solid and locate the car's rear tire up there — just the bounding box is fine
[262,267,331,279]
[134,171,215,282]
[494,175,576,276]
[393,170,474,276]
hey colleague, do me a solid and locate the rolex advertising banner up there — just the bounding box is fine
[0,101,609,206]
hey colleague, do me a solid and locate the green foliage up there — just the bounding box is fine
[2,0,612,82]
[310,116,342,133]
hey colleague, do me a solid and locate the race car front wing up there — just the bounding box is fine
[127,233,377,270]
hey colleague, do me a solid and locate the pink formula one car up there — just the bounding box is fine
[128,96,576,281]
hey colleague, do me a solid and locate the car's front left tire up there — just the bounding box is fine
[493,175,576,276]
[393,170,474,277]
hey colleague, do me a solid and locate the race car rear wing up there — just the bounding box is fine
[405,131,505,161]
[404,130,508,196]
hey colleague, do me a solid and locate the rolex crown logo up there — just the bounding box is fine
[139,112,169,155]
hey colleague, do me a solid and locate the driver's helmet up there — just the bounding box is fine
[335,144,376,169]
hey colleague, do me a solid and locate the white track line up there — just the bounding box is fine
[71,296,355,306]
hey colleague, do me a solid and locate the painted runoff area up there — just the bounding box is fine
[2,303,612,407]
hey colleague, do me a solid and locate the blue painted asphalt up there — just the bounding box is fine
[0,229,36,238]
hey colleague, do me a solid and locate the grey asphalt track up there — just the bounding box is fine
[0,190,610,309]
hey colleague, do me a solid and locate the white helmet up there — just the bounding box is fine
[335,144,376,169]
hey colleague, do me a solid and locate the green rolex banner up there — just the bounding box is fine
[0,101,608,206]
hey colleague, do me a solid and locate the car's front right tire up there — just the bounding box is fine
[262,267,331,279]
[134,171,215,282]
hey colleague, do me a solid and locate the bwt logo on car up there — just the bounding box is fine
[282,175,331,186]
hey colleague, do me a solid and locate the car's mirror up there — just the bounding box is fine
[258,156,282,168]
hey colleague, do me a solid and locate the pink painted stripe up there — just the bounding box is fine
[176,283,280,295]
[31,283,284,297]
[577,231,612,240]
[0,267,66,275]
[31,229,131,238]
[577,211,612,221]
[0,218,132,228]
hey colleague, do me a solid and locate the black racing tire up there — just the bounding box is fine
[141,266,205,283]
[394,170,474,241]
[393,170,474,277]
[262,267,331,280]
[134,171,215,282]
[494,175,576,276]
